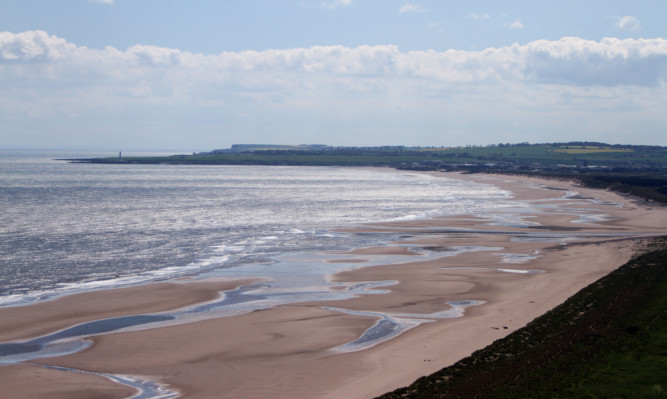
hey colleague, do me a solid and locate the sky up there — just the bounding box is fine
[1,1,666,151]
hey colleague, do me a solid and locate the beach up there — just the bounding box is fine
[1,171,666,399]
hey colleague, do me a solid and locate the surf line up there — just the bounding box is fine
[28,363,179,399]
[324,300,484,352]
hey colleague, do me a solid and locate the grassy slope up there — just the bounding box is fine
[377,238,667,399]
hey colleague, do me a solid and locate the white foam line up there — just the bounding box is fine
[0,255,231,307]
[324,300,484,352]
[36,364,179,399]
[441,267,545,274]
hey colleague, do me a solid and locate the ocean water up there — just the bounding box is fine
[0,150,511,306]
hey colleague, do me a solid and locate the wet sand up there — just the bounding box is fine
[0,279,261,343]
[1,172,666,398]
[0,363,138,399]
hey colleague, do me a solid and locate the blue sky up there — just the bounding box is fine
[1,1,666,150]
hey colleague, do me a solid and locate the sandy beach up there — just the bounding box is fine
[1,171,666,399]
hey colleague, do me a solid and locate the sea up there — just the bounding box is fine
[0,150,513,307]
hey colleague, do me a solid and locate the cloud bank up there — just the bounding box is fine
[3,31,664,86]
[1,30,666,148]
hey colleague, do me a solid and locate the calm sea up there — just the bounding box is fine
[0,150,510,306]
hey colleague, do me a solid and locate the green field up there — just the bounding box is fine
[75,142,667,169]
[550,145,635,154]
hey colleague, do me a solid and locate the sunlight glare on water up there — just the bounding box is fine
[0,150,510,304]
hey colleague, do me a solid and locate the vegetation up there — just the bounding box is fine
[377,237,667,399]
[465,172,667,205]
[73,142,667,169]
[551,145,635,155]
[575,174,667,204]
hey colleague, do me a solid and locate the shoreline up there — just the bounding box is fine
[1,171,666,398]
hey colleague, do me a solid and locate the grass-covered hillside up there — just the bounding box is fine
[75,142,667,169]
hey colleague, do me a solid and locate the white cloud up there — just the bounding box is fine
[399,3,425,14]
[0,30,79,61]
[321,0,352,9]
[88,0,115,4]
[468,13,490,20]
[523,37,667,87]
[2,31,666,148]
[3,32,666,89]
[616,16,641,31]
[504,19,524,29]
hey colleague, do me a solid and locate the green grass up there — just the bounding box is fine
[564,276,667,399]
[550,145,635,155]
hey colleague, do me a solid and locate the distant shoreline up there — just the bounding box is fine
[63,141,667,205]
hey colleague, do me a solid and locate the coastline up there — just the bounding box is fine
[1,171,666,398]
